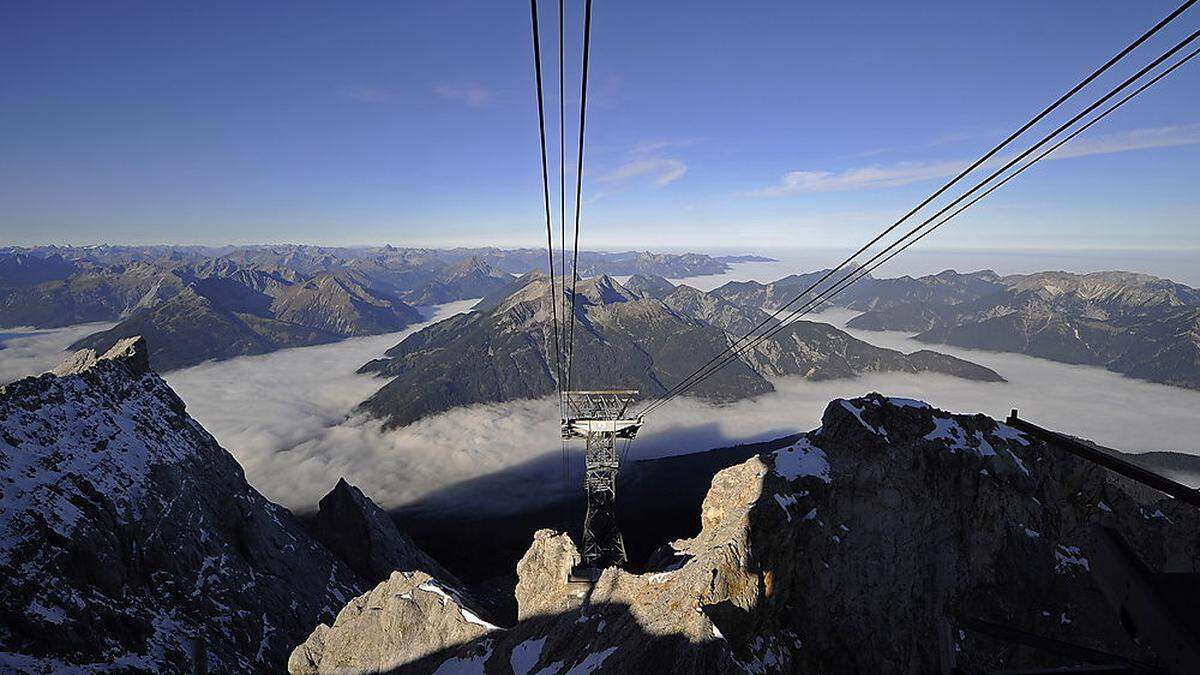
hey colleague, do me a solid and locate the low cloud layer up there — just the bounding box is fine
[168,304,1200,518]
[0,323,116,386]
[8,299,1200,520]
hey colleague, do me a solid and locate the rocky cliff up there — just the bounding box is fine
[0,337,456,672]
[297,394,1199,673]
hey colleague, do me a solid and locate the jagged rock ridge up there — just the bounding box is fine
[0,337,461,672]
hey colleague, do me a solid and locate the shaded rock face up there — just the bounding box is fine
[0,340,365,672]
[329,394,1198,674]
[314,478,466,592]
[288,570,498,674]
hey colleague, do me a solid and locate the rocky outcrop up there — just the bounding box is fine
[0,338,367,672]
[514,530,583,621]
[314,478,466,592]
[288,570,498,674]
[48,335,150,378]
[314,394,1199,673]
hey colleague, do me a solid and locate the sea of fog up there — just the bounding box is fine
[4,255,1200,515]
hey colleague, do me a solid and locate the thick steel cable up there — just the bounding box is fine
[558,0,569,489]
[637,0,1197,415]
[642,29,1200,417]
[565,0,592,393]
[530,0,565,414]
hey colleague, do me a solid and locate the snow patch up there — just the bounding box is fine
[773,493,798,522]
[510,637,547,675]
[992,423,1031,446]
[563,646,618,675]
[888,397,931,409]
[1055,545,1090,574]
[772,439,831,483]
[840,400,888,438]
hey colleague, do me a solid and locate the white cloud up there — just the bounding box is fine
[598,157,688,187]
[1047,122,1200,160]
[628,138,701,156]
[433,82,493,107]
[344,86,395,104]
[0,322,116,386]
[751,122,1200,196]
[755,159,970,195]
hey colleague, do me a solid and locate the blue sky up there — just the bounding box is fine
[1,0,1198,252]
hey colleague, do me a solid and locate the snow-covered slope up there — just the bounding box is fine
[0,337,365,671]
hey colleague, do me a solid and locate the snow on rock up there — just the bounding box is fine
[771,437,832,483]
[0,337,364,672]
[510,637,547,675]
[839,399,889,438]
[1054,545,1091,574]
[562,646,618,675]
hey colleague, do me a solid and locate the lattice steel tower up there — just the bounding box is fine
[562,390,643,569]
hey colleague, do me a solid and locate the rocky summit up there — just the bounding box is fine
[297,394,1199,673]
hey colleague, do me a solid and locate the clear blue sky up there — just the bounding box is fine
[1,0,1197,251]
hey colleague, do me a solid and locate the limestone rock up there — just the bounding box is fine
[49,335,150,377]
[515,529,584,621]
[288,570,498,674]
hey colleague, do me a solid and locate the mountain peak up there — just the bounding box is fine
[573,274,637,305]
[50,335,151,378]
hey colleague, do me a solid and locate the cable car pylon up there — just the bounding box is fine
[561,389,643,572]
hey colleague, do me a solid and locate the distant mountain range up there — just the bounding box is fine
[755,269,1200,391]
[68,270,424,371]
[357,274,1002,428]
[1,246,756,371]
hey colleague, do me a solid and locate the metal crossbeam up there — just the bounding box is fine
[562,390,643,569]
